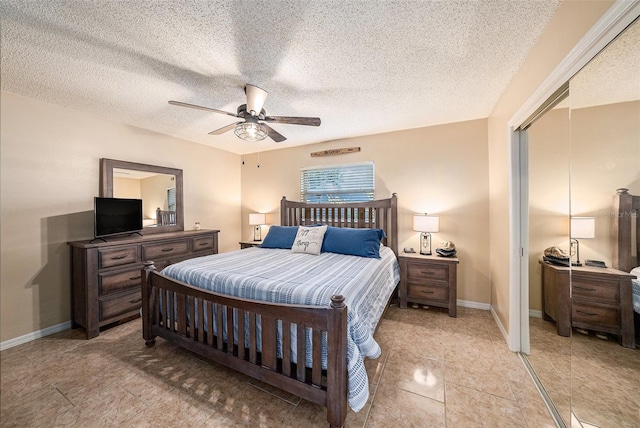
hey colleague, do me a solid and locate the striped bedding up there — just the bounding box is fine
[160,245,400,412]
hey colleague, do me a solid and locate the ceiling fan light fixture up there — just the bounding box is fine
[234,121,268,141]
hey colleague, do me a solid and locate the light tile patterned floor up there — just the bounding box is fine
[1,306,554,427]
[527,316,640,427]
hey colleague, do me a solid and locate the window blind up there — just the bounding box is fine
[300,162,375,203]
[167,187,176,211]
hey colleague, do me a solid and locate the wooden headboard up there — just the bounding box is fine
[280,194,398,256]
[613,188,640,272]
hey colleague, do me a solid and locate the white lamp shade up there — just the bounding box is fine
[570,217,595,239]
[413,214,439,233]
[249,213,266,226]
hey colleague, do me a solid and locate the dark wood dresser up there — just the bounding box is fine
[540,261,635,348]
[398,253,459,317]
[69,230,219,338]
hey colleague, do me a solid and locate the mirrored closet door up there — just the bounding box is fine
[524,17,639,428]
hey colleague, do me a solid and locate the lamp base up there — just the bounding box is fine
[572,262,582,267]
[420,232,432,256]
[253,225,261,241]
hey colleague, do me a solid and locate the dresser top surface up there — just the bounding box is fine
[68,229,219,249]
[539,260,635,278]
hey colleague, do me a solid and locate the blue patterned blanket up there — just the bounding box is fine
[161,245,400,412]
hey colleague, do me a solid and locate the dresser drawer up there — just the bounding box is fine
[571,277,619,304]
[406,262,449,282]
[407,282,449,302]
[142,239,189,260]
[572,302,619,327]
[99,290,142,321]
[99,246,139,268]
[192,235,214,252]
[99,266,143,296]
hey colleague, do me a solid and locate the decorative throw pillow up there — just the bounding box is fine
[260,226,299,249]
[291,225,327,255]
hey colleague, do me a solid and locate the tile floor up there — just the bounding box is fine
[527,316,640,427]
[1,306,554,427]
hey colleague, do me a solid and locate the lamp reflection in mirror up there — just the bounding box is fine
[413,214,439,255]
[570,216,595,266]
[249,213,267,241]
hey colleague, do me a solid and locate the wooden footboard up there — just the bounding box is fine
[141,261,348,428]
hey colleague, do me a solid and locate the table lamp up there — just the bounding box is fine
[570,216,595,266]
[249,213,266,241]
[413,214,440,255]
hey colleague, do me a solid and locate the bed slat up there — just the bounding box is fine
[215,303,223,350]
[282,320,291,375]
[238,310,246,360]
[312,328,322,386]
[262,314,277,370]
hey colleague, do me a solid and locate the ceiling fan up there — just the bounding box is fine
[169,84,321,143]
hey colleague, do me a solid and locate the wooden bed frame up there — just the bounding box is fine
[612,188,640,339]
[612,188,639,273]
[141,195,398,428]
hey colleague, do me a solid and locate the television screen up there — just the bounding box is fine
[94,197,143,238]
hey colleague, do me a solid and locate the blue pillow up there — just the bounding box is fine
[321,227,386,258]
[259,226,299,249]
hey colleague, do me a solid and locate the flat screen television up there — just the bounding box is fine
[94,197,143,239]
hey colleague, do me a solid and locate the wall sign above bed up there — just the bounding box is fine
[310,147,360,157]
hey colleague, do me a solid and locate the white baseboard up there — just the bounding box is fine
[457,299,491,311]
[0,321,72,351]
[529,309,543,319]
[491,306,512,349]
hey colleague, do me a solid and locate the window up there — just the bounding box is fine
[167,187,176,212]
[300,162,375,203]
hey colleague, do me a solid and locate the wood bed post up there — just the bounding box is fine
[390,193,398,256]
[612,188,633,272]
[327,294,348,428]
[141,261,157,347]
[280,196,288,226]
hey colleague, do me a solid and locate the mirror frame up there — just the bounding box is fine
[100,158,184,235]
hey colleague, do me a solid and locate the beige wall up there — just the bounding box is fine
[0,91,241,342]
[241,119,492,305]
[487,0,613,334]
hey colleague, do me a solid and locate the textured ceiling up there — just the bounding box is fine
[0,0,564,154]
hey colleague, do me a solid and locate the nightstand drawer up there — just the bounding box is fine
[99,267,143,295]
[572,278,619,303]
[99,246,139,268]
[142,239,189,260]
[407,282,448,302]
[406,262,449,282]
[572,302,619,327]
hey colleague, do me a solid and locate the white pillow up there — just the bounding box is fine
[630,266,640,279]
[291,225,327,255]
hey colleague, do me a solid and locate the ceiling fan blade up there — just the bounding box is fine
[245,84,269,117]
[264,116,321,126]
[262,123,287,143]
[208,122,241,135]
[169,100,239,118]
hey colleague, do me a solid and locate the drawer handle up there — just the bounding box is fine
[198,242,209,246]
[110,255,127,260]
[574,286,596,291]
[130,297,142,304]
[161,248,174,252]
[420,290,435,294]
[576,310,598,316]
[420,270,436,275]
[129,276,141,281]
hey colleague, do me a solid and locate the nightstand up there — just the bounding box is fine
[398,253,459,317]
[540,261,635,348]
[239,240,262,249]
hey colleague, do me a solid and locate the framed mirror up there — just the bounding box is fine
[100,158,184,234]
